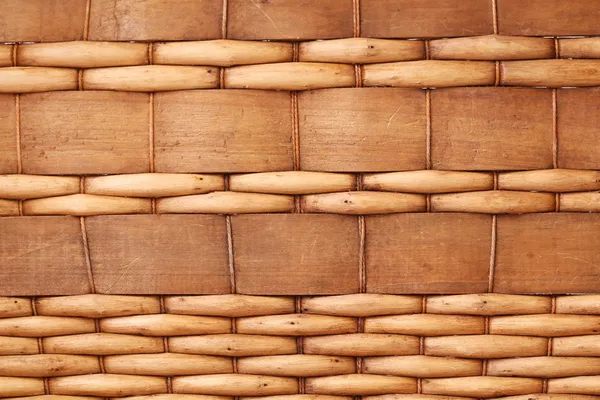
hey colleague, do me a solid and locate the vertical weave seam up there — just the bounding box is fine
[492,0,499,35]
[425,41,432,212]
[83,0,92,41]
[488,173,498,293]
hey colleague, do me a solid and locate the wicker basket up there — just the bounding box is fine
[1,0,600,399]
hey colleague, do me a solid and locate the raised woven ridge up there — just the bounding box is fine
[0,294,598,399]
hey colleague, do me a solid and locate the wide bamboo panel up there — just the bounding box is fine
[2,1,600,398]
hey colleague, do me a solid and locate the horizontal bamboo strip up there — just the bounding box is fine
[0,199,18,216]
[0,377,44,397]
[0,175,79,199]
[363,171,493,194]
[363,355,481,378]
[0,336,38,355]
[365,315,485,336]
[367,395,474,400]
[422,377,543,398]
[498,170,600,192]
[548,376,600,395]
[125,395,232,400]
[237,314,357,336]
[103,353,233,376]
[426,294,552,315]
[305,374,416,395]
[497,395,600,400]
[18,42,149,68]
[99,314,231,336]
[298,38,425,64]
[302,192,426,214]
[0,45,12,67]
[3,396,98,400]
[490,315,600,337]
[430,191,555,214]
[0,354,99,377]
[556,295,600,315]
[154,40,292,66]
[0,67,77,93]
[303,333,420,357]
[49,374,167,396]
[35,294,160,318]
[424,335,548,359]
[363,61,495,88]
[165,295,295,317]
[0,316,94,337]
[83,66,218,91]
[245,396,350,400]
[157,192,294,214]
[172,374,298,396]
[560,37,600,59]
[224,63,355,90]
[560,192,600,212]
[501,60,600,87]
[429,35,555,60]
[229,172,355,195]
[301,294,422,317]
[85,174,224,197]
[22,194,152,216]
[553,336,600,357]
[0,298,32,318]
[168,334,297,357]
[43,333,164,355]
[487,356,600,378]
[236,355,355,377]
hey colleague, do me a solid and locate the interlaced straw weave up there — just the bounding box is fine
[1,1,600,399]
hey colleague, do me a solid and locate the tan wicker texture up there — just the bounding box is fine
[1,1,600,399]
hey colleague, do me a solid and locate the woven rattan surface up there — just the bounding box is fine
[1,0,600,399]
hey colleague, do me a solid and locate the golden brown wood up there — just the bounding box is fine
[560,38,600,59]
[366,214,491,294]
[298,88,426,172]
[165,295,294,317]
[361,0,493,38]
[303,334,420,357]
[103,353,233,376]
[227,0,353,40]
[233,215,359,295]
[20,91,149,175]
[0,67,77,93]
[86,215,229,295]
[157,192,294,214]
[0,217,89,296]
[363,171,494,194]
[501,60,600,87]
[487,357,600,378]
[43,333,163,355]
[430,35,554,60]
[35,295,160,318]
[299,39,425,64]
[23,194,152,216]
[366,315,485,336]
[0,354,99,377]
[495,214,600,294]
[0,94,16,174]
[553,336,600,357]
[0,175,79,200]
[363,355,481,378]
[229,172,355,195]
[302,192,426,214]
[498,170,600,192]
[49,374,167,396]
[422,377,542,398]
[301,294,421,317]
[306,374,416,395]
[168,334,297,357]
[0,298,31,318]
[426,294,552,316]
[99,314,230,337]
[237,314,357,336]
[424,335,548,359]
[430,191,555,214]
[173,374,298,396]
[154,90,292,173]
[431,87,553,170]
[0,337,38,355]
[237,355,356,377]
[88,0,222,41]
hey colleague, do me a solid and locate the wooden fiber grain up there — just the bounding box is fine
[227,0,353,40]
[154,90,292,173]
[495,213,600,294]
[233,215,359,294]
[86,215,229,294]
[0,0,86,42]
[360,0,493,38]
[557,88,600,169]
[298,88,426,172]
[366,214,492,294]
[0,216,89,296]
[431,87,553,170]
[88,0,222,41]
[0,94,16,174]
[20,91,149,175]
[498,0,600,36]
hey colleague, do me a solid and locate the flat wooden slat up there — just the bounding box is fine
[88,0,222,41]
[227,0,353,40]
[298,88,426,172]
[495,213,600,294]
[0,94,16,174]
[361,0,493,38]
[0,217,89,296]
[20,91,149,175]
[86,215,229,295]
[366,214,492,294]
[233,215,359,295]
